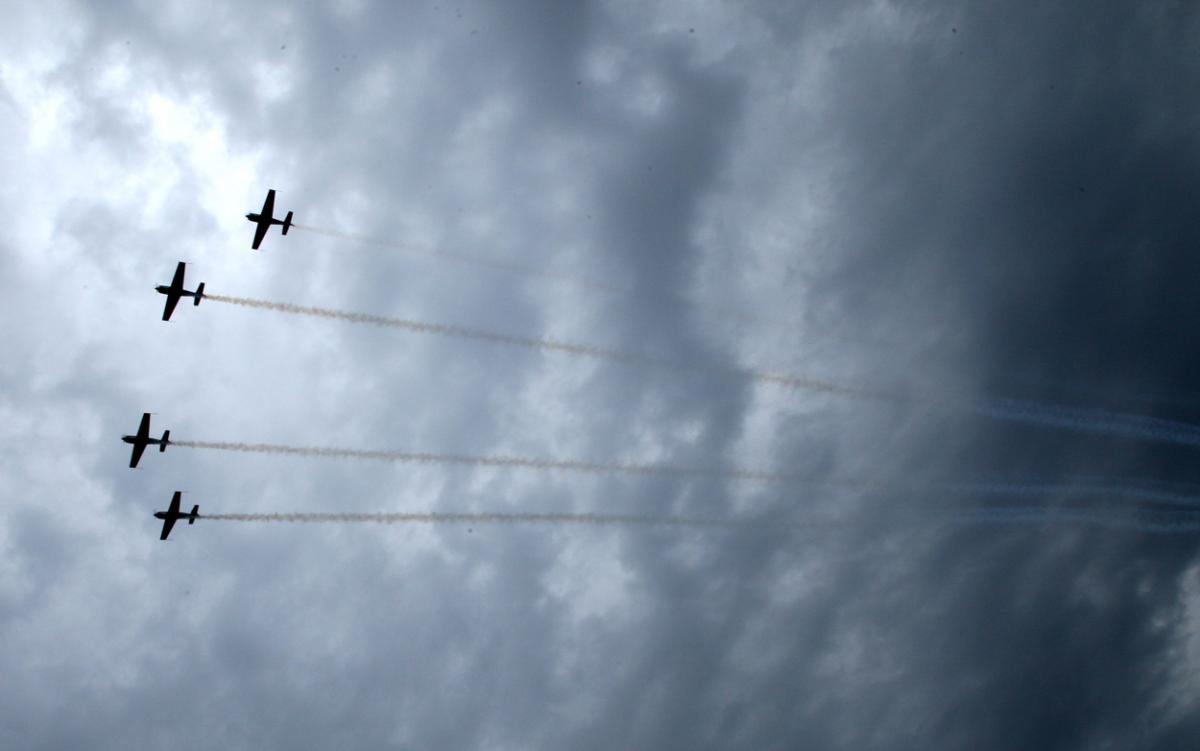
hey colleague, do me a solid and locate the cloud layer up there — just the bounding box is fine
[2,1,1199,748]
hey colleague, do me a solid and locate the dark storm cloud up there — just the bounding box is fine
[546,3,1200,750]
[4,1,1200,749]
[915,6,1200,745]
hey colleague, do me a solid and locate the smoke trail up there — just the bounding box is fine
[173,439,847,483]
[977,398,1200,449]
[996,374,1200,413]
[292,223,624,292]
[958,506,1200,534]
[202,292,889,400]
[202,292,1200,450]
[199,507,1200,534]
[955,479,1200,509]
[173,434,1200,507]
[200,510,839,531]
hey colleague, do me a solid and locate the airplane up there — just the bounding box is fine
[154,491,199,540]
[245,188,293,249]
[122,412,170,468]
[155,261,205,321]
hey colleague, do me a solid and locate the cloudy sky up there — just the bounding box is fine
[3,1,1200,748]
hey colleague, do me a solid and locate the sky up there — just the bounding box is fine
[2,1,1199,748]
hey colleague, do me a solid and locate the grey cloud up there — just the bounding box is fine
[2,1,1199,749]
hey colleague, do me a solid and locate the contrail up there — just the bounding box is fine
[172,439,847,483]
[198,507,1200,534]
[173,435,1200,504]
[955,479,1200,509]
[994,372,1200,412]
[957,506,1200,534]
[291,223,624,292]
[202,291,1200,450]
[976,398,1200,449]
[200,510,839,531]
[202,292,888,400]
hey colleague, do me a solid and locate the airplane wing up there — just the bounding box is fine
[161,262,185,320]
[129,413,151,467]
[160,492,182,540]
[161,292,181,321]
[251,220,270,250]
[261,189,276,218]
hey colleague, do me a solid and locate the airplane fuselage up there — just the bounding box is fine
[156,284,198,298]
[246,212,285,225]
[123,435,164,446]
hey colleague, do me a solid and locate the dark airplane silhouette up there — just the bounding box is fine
[122,412,170,468]
[156,261,205,321]
[246,189,293,249]
[155,491,199,540]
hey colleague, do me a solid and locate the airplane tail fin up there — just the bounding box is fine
[282,211,293,235]
[160,430,170,450]
[189,505,199,524]
[194,282,205,305]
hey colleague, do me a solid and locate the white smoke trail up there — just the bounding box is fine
[955,479,1200,508]
[957,506,1200,534]
[200,510,839,531]
[993,372,1200,412]
[292,223,624,292]
[202,293,888,400]
[198,507,1200,534]
[173,435,1200,507]
[976,399,1200,448]
[173,439,849,483]
[202,292,1200,450]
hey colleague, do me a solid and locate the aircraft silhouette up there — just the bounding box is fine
[156,261,205,321]
[122,412,170,468]
[155,491,199,540]
[246,189,293,249]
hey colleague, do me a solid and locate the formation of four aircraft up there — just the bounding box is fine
[127,189,293,539]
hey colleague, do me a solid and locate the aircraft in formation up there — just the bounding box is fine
[135,191,294,538]
[122,412,170,468]
[245,188,294,249]
[155,491,199,540]
[156,261,205,321]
